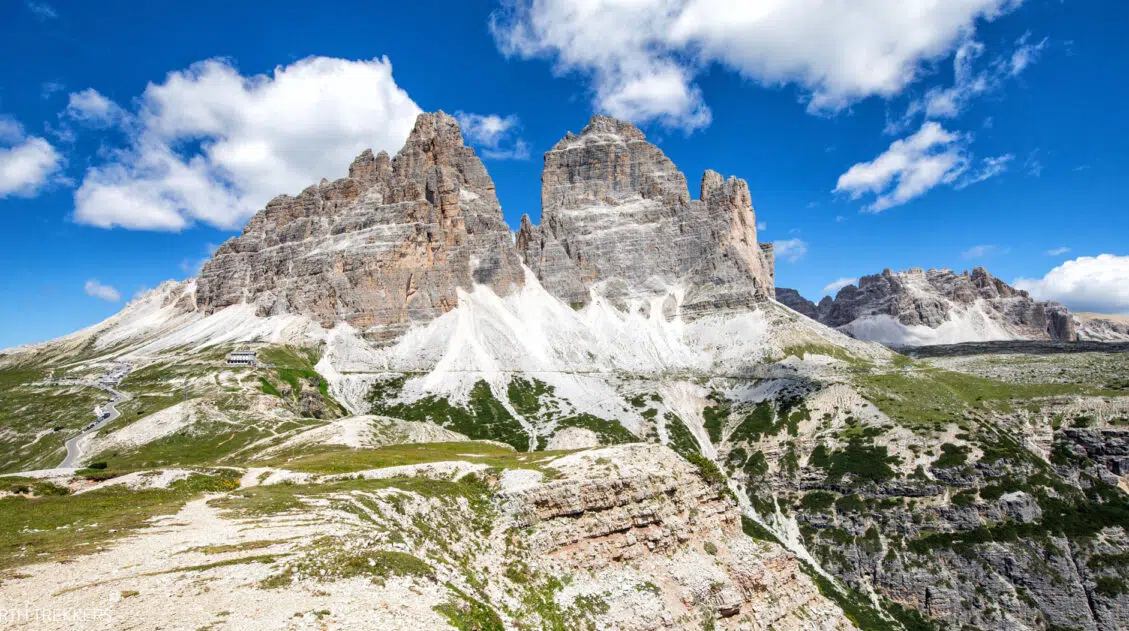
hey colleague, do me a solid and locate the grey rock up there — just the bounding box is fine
[1062,428,1129,475]
[196,112,525,342]
[518,115,774,315]
[1075,314,1129,342]
[196,112,776,341]
[779,266,1077,343]
[776,288,819,320]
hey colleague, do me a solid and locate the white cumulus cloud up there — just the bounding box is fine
[84,279,121,302]
[491,0,1023,130]
[65,88,127,127]
[835,122,1010,211]
[0,116,64,199]
[454,112,530,160]
[889,32,1047,131]
[73,56,422,231]
[822,277,857,296]
[835,122,967,212]
[1015,254,1129,315]
[773,238,808,263]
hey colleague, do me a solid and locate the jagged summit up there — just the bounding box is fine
[778,266,1077,346]
[518,114,775,315]
[195,111,524,343]
[195,112,776,342]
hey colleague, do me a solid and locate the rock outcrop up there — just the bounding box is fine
[775,288,820,320]
[1075,313,1129,342]
[195,113,777,342]
[517,116,775,315]
[779,267,1076,346]
[500,445,852,629]
[196,112,524,343]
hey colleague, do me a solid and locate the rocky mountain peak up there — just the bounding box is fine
[346,148,391,184]
[574,114,648,142]
[520,115,775,313]
[195,112,775,342]
[542,113,690,210]
[196,111,523,342]
[778,266,1076,345]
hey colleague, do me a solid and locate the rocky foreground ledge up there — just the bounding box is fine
[0,442,850,631]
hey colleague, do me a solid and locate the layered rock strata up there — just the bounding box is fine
[196,112,777,342]
[196,112,524,343]
[517,116,775,315]
[779,267,1075,343]
[500,445,852,629]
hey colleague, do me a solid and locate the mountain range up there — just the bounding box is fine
[779,268,1129,347]
[1,113,1128,631]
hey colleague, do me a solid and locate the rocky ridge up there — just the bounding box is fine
[778,267,1075,346]
[1075,313,1129,342]
[8,110,1129,631]
[196,112,525,343]
[196,112,776,346]
[518,115,775,315]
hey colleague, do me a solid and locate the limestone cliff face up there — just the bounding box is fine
[500,445,853,629]
[517,116,775,315]
[195,112,524,343]
[196,113,776,342]
[778,267,1076,345]
[1074,313,1129,342]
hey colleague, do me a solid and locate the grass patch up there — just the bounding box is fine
[153,554,280,576]
[180,539,286,555]
[702,393,730,444]
[92,421,292,470]
[208,475,493,520]
[781,343,865,365]
[933,443,969,469]
[266,442,567,475]
[257,346,320,370]
[801,491,836,512]
[826,440,894,483]
[0,368,109,473]
[264,539,431,587]
[1,477,70,497]
[741,515,782,544]
[259,378,281,397]
[435,585,504,631]
[663,412,701,459]
[0,470,239,571]
[856,368,1124,430]
[729,401,776,443]
[506,377,555,418]
[549,414,638,448]
[373,380,530,451]
[685,452,729,494]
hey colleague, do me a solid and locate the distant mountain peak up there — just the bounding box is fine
[778,266,1077,346]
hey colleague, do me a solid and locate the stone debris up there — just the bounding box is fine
[779,266,1077,345]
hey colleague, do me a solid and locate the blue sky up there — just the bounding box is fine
[1,0,1127,348]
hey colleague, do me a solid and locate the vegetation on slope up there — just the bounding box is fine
[370,379,531,451]
[0,367,108,473]
[0,470,239,571]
